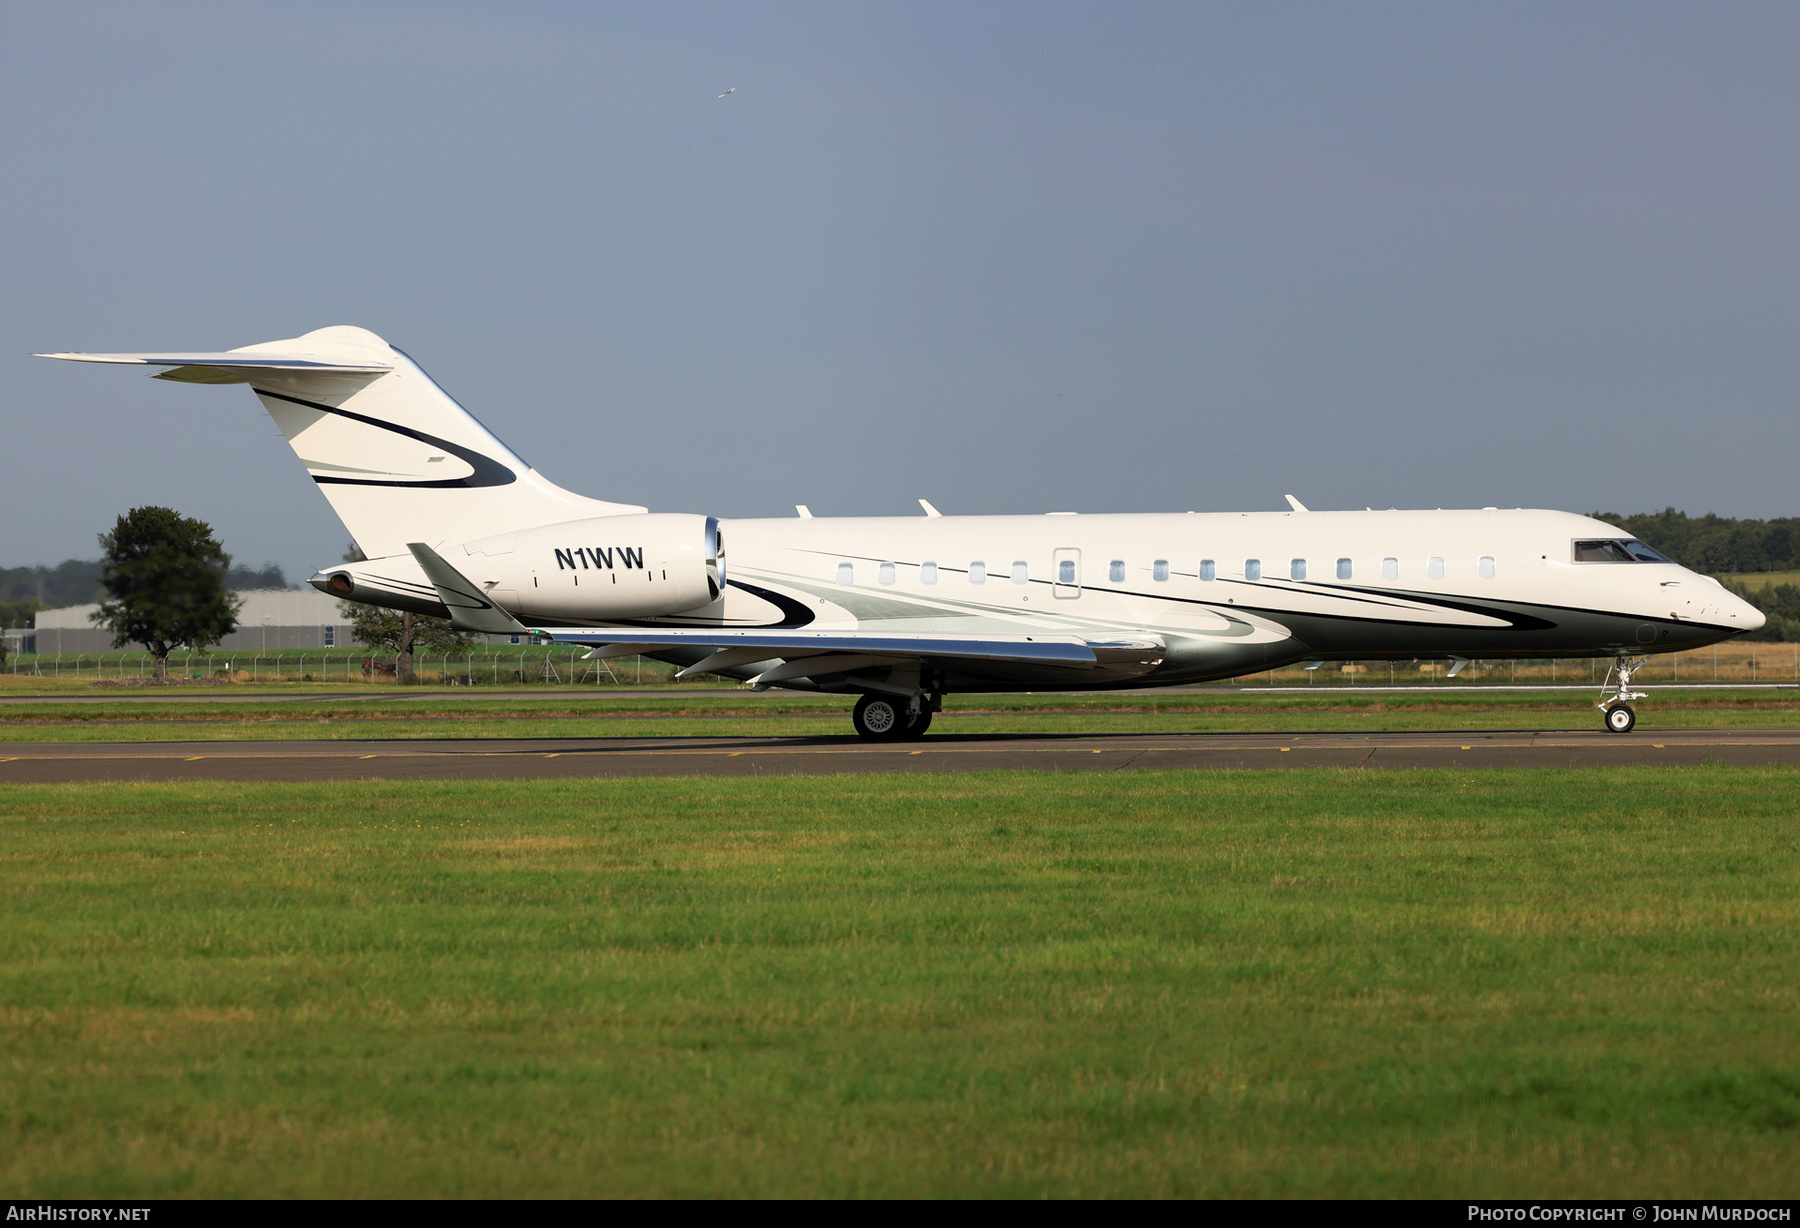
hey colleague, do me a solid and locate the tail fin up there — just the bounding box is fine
[39,326,645,558]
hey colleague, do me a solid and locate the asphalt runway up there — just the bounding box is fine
[4,727,1799,783]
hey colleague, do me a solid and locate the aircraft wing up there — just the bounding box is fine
[535,626,1167,687]
[540,626,1106,667]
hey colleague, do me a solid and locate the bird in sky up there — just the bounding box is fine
[718,87,736,98]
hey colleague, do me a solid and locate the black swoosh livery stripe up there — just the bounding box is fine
[256,388,517,489]
[726,580,817,628]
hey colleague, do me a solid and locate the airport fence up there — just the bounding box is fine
[4,641,1797,689]
[1,646,718,687]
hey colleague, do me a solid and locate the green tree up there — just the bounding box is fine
[336,544,469,682]
[0,599,39,630]
[92,507,241,679]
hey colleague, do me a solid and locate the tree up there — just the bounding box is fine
[91,507,241,679]
[337,544,469,681]
[225,562,290,590]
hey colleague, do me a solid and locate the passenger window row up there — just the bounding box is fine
[835,560,1028,586]
[835,555,1499,586]
[1159,555,1494,582]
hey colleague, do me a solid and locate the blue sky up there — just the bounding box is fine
[4,2,1797,577]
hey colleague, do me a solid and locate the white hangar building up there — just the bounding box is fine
[12,589,359,654]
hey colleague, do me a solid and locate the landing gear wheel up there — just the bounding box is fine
[1596,655,1648,734]
[901,707,933,739]
[852,694,906,740]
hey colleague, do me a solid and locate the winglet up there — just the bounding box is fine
[919,499,942,517]
[406,542,530,636]
[1285,495,1309,513]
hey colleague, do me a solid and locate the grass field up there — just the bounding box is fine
[3,769,1797,1197]
[3,687,1800,743]
[1718,571,1800,592]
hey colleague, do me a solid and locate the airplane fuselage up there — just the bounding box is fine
[333,505,1759,692]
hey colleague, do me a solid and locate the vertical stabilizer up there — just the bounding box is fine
[39,326,646,557]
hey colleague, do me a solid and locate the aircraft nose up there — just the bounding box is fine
[1739,595,1768,633]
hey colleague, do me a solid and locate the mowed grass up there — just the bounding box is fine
[2,769,1797,1198]
[5,688,1800,742]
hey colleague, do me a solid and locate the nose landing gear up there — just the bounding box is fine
[1598,654,1648,733]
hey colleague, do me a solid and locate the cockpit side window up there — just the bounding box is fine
[1574,539,1663,563]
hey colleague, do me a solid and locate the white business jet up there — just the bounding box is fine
[40,326,1764,738]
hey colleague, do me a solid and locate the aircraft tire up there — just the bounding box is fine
[852,694,907,740]
[900,707,933,739]
[1604,703,1636,733]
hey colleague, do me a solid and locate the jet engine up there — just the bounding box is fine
[319,514,725,623]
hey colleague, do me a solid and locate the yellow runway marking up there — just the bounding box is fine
[185,756,204,761]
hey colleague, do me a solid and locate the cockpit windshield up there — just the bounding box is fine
[1622,540,1673,563]
[1573,539,1674,563]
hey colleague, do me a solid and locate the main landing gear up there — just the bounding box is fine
[1598,654,1649,734]
[852,692,937,740]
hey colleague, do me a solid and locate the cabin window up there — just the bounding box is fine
[879,562,896,585]
[1427,556,1445,579]
[1011,560,1029,584]
[836,562,854,585]
[1245,558,1262,581]
[921,561,938,585]
[1478,555,1496,579]
[1336,558,1352,580]
[1058,559,1076,584]
[1109,560,1125,583]
[1153,559,1169,582]
[1290,558,1306,581]
[1199,559,1215,581]
[969,561,987,584]
[1382,557,1398,580]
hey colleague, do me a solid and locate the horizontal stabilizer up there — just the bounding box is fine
[36,351,393,385]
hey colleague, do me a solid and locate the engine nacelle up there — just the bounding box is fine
[318,514,725,623]
[462,513,723,621]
